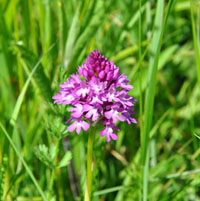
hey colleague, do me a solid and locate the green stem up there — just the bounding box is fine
[47,140,60,201]
[47,170,56,201]
[84,126,96,201]
[138,1,143,200]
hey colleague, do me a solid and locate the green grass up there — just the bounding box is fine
[0,0,200,201]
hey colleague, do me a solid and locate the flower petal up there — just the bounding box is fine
[76,126,81,134]
[67,122,76,133]
[81,121,90,131]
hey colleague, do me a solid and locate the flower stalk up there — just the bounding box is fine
[84,126,96,201]
[47,140,60,201]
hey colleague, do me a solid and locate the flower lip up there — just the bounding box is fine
[67,119,90,134]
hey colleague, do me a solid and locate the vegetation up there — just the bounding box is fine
[0,0,200,200]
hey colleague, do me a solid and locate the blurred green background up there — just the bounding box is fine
[0,0,200,200]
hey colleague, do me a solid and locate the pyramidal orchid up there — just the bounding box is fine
[53,50,137,142]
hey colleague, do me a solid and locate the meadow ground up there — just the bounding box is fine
[0,0,200,201]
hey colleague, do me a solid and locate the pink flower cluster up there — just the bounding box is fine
[53,50,136,142]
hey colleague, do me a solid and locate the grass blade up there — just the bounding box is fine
[141,0,174,200]
[142,0,164,163]
[67,0,104,74]
[94,186,124,196]
[14,44,53,101]
[10,44,54,126]
[190,2,200,87]
[110,40,149,62]
[141,0,174,164]
[0,155,7,201]
[64,6,80,70]
[10,53,43,126]
[0,122,47,201]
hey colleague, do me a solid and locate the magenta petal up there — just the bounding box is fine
[130,117,137,124]
[113,68,120,79]
[111,133,118,140]
[83,69,88,78]
[67,122,76,132]
[76,126,81,134]
[117,115,125,122]
[106,135,111,142]
[82,121,89,131]
[71,112,82,118]
[105,111,112,119]
[66,118,73,124]
[99,70,105,79]
[52,94,61,100]
[85,110,92,119]
[106,71,112,80]
[71,104,83,118]
[92,113,99,121]
[99,129,105,137]
[83,104,93,112]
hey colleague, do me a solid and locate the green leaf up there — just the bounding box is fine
[10,51,45,126]
[130,44,178,97]
[64,6,80,70]
[67,0,104,73]
[57,151,72,168]
[49,144,57,161]
[190,4,200,88]
[141,0,175,200]
[34,144,56,169]
[0,122,46,200]
[14,44,53,101]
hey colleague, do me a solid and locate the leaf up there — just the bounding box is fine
[190,4,200,88]
[110,40,150,62]
[34,144,55,168]
[57,152,72,168]
[0,122,46,200]
[130,45,178,97]
[141,0,174,200]
[64,6,80,70]
[66,0,104,73]
[10,51,44,126]
[14,44,53,101]
[49,144,57,161]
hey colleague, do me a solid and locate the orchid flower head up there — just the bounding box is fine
[53,50,137,142]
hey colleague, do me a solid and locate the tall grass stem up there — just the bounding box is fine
[84,126,96,201]
[47,140,60,201]
[0,122,47,201]
[141,0,174,200]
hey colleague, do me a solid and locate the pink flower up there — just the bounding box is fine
[99,126,119,142]
[67,119,89,134]
[53,50,137,142]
